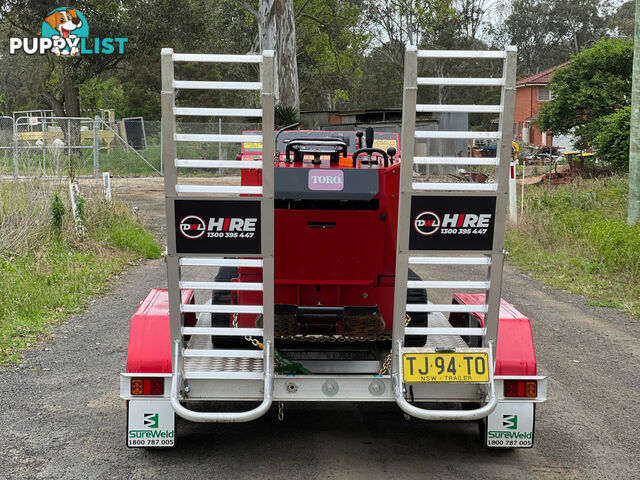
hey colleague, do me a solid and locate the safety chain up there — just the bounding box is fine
[233,313,412,376]
[378,314,412,375]
[277,401,284,421]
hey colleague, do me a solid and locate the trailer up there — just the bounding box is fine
[120,46,547,449]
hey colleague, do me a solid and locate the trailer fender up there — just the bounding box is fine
[126,289,194,374]
[452,293,537,376]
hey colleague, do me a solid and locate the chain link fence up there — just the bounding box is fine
[0,117,260,178]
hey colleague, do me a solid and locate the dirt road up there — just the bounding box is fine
[1,177,638,479]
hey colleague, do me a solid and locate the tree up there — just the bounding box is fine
[296,0,371,110]
[499,0,611,75]
[239,0,310,110]
[610,1,634,38]
[537,38,633,151]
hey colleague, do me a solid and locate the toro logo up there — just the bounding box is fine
[414,211,441,236]
[308,169,344,191]
[179,215,206,239]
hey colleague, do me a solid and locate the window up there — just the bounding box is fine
[538,86,552,102]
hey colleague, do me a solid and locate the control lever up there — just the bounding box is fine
[355,131,364,150]
[387,147,397,164]
[365,127,374,166]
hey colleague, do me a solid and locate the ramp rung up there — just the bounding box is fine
[408,256,491,265]
[405,327,486,336]
[183,349,263,358]
[174,80,262,91]
[182,327,264,336]
[175,185,262,194]
[412,182,498,192]
[415,131,500,140]
[417,50,506,59]
[175,159,262,169]
[173,53,262,63]
[184,371,263,380]
[173,107,263,117]
[418,77,503,87]
[417,104,502,113]
[181,304,263,314]
[406,304,488,313]
[175,133,262,143]
[413,156,498,166]
[179,281,263,291]
[407,280,489,289]
[180,258,263,267]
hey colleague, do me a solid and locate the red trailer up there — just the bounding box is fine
[121,46,547,449]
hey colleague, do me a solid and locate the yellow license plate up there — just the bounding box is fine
[402,352,490,383]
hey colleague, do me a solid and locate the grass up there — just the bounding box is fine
[506,175,639,318]
[0,179,162,364]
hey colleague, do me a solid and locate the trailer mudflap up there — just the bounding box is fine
[127,398,175,448]
[485,401,535,448]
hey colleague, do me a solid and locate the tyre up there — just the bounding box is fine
[211,267,245,349]
[405,268,428,347]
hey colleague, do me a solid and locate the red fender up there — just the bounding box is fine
[452,293,537,376]
[126,289,194,374]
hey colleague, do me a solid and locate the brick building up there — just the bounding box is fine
[514,62,568,146]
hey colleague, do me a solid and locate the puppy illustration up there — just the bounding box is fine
[44,9,83,55]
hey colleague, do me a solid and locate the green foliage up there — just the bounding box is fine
[95,216,163,259]
[296,0,372,110]
[593,106,631,172]
[499,0,611,74]
[79,77,130,118]
[589,218,640,277]
[537,38,633,150]
[0,180,162,363]
[50,192,65,231]
[275,104,300,128]
[506,177,639,317]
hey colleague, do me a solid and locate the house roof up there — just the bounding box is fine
[516,62,569,87]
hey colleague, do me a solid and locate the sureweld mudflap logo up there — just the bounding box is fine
[409,195,496,251]
[9,7,128,56]
[174,199,261,254]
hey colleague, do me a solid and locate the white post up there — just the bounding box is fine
[102,172,112,202]
[509,160,517,224]
[69,182,85,237]
[521,160,525,215]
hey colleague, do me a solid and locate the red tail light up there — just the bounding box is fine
[504,379,537,398]
[131,377,165,396]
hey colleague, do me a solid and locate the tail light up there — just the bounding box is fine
[504,379,537,398]
[131,377,165,396]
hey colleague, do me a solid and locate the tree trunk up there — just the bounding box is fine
[42,63,81,179]
[275,0,299,111]
[255,0,299,110]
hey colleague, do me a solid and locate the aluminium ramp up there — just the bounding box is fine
[161,49,275,422]
[392,46,518,420]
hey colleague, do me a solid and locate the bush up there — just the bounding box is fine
[594,106,631,172]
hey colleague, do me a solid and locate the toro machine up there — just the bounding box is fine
[121,47,547,449]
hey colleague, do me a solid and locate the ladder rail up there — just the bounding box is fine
[391,46,517,420]
[161,48,275,423]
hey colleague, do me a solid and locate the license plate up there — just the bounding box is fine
[402,351,490,383]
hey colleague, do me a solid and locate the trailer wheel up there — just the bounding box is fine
[405,269,428,347]
[211,267,245,349]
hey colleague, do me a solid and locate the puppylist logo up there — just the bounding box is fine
[9,7,128,56]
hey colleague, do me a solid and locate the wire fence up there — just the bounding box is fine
[0,116,260,178]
